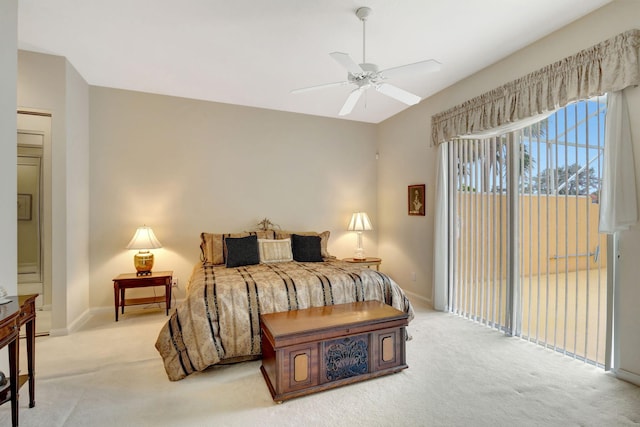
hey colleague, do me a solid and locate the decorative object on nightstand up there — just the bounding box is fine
[347,212,372,260]
[126,225,162,276]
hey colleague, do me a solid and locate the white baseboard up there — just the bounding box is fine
[48,298,178,335]
[49,307,92,336]
[404,290,432,308]
[49,328,68,336]
[614,368,640,386]
[90,305,115,315]
[89,299,184,317]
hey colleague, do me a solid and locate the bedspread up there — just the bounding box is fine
[155,260,414,381]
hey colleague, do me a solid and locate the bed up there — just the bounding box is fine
[155,229,414,381]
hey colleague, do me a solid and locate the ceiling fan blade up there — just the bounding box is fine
[330,52,364,75]
[379,59,441,79]
[339,88,364,116]
[291,81,349,94]
[376,83,421,105]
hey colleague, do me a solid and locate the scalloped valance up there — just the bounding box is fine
[431,29,640,145]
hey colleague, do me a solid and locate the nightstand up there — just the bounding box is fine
[113,271,173,321]
[342,257,382,271]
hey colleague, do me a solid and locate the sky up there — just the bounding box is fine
[520,96,607,194]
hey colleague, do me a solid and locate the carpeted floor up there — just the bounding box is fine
[1,300,639,426]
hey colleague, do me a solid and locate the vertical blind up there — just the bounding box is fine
[447,98,607,366]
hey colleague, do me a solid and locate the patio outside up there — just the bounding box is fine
[454,192,607,367]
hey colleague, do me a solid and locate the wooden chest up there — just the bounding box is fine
[259,300,409,402]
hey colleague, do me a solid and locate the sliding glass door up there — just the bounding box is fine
[447,97,608,367]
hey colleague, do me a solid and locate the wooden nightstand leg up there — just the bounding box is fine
[120,288,126,315]
[114,284,119,322]
[165,281,171,316]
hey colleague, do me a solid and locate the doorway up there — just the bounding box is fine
[17,110,52,335]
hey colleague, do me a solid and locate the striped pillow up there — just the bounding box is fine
[258,238,293,263]
[200,230,275,265]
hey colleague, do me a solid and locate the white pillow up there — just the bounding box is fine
[258,238,293,263]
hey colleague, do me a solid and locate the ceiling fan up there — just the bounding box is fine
[292,7,441,116]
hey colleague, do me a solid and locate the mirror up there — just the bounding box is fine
[18,147,43,285]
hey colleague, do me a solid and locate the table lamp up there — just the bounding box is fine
[126,225,162,276]
[347,212,372,260]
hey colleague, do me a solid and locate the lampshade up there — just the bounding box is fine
[126,226,162,276]
[347,212,373,231]
[126,226,162,250]
[348,212,372,260]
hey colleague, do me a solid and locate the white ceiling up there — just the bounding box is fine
[18,0,612,123]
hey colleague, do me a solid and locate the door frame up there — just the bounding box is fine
[17,109,52,312]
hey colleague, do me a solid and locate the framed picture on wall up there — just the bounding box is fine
[408,184,425,216]
[18,193,32,221]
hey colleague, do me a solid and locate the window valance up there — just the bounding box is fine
[431,29,640,145]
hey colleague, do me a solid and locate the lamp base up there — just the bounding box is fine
[353,248,366,260]
[353,231,366,260]
[133,251,154,276]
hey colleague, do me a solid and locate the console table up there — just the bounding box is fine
[0,294,37,427]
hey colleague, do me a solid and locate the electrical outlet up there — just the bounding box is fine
[171,277,179,288]
[411,272,416,282]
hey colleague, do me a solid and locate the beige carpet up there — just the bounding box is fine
[1,300,639,427]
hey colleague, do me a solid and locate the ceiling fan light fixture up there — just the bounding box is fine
[291,7,440,116]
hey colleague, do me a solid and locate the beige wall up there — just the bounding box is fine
[378,0,640,382]
[0,0,18,294]
[0,0,17,374]
[17,50,91,334]
[18,51,66,331]
[377,105,434,301]
[64,61,91,328]
[89,87,378,308]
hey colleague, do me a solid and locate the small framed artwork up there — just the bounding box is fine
[18,193,32,221]
[408,184,425,216]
